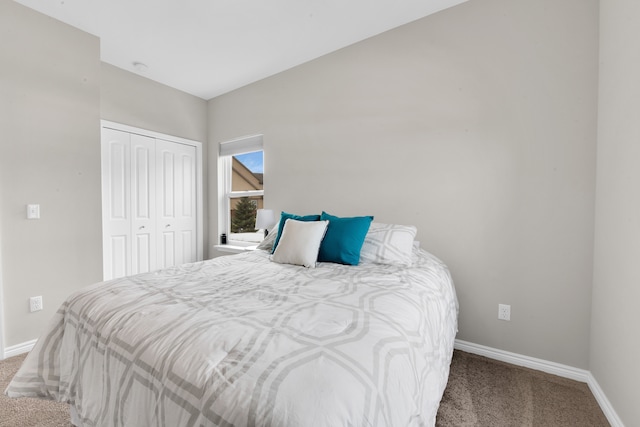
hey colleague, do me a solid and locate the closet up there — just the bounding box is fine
[101,122,202,280]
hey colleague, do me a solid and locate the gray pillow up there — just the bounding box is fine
[256,221,280,251]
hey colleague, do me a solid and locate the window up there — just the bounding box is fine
[219,135,264,246]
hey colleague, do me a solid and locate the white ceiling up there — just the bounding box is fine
[14,0,467,100]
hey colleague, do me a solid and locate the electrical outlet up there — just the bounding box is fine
[498,304,511,321]
[29,296,43,312]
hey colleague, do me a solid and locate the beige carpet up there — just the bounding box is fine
[0,353,71,427]
[1,350,609,426]
[436,351,610,426]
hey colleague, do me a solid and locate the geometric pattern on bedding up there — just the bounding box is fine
[6,249,458,427]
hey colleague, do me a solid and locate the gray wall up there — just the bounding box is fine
[209,0,599,369]
[591,0,640,425]
[101,63,208,144]
[0,0,102,346]
[0,2,209,348]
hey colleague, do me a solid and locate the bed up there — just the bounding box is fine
[6,219,458,426]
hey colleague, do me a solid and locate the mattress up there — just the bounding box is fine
[6,248,458,426]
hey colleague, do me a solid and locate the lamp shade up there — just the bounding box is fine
[255,209,276,230]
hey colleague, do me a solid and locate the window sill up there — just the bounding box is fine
[213,244,258,254]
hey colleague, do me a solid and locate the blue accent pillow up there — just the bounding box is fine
[317,212,373,265]
[271,212,321,253]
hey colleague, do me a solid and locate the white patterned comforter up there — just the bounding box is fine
[6,248,458,427]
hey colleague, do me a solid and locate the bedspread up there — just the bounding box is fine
[6,248,458,426]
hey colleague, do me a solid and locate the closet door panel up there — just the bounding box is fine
[109,235,128,279]
[101,128,131,280]
[130,134,157,275]
[176,145,196,265]
[160,232,175,268]
[157,146,176,269]
[156,139,197,268]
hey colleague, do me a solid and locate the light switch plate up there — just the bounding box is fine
[27,204,40,219]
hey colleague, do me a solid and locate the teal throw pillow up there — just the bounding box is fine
[317,211,373,265]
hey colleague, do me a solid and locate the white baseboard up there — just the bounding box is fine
[586,372,625,427]
[3,339,36,359]
[454,339,624,427]
[454,339,590,381]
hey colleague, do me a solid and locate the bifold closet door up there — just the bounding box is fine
[102,129,157,279]
[102,128,198,279]
[156,139,197,269]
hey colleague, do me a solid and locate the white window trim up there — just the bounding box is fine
[218,135,264,247]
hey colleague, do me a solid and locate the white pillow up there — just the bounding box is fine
[359,222,417,266]
[271,219,329,268]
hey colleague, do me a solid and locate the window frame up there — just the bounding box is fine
[218,135,264,247]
